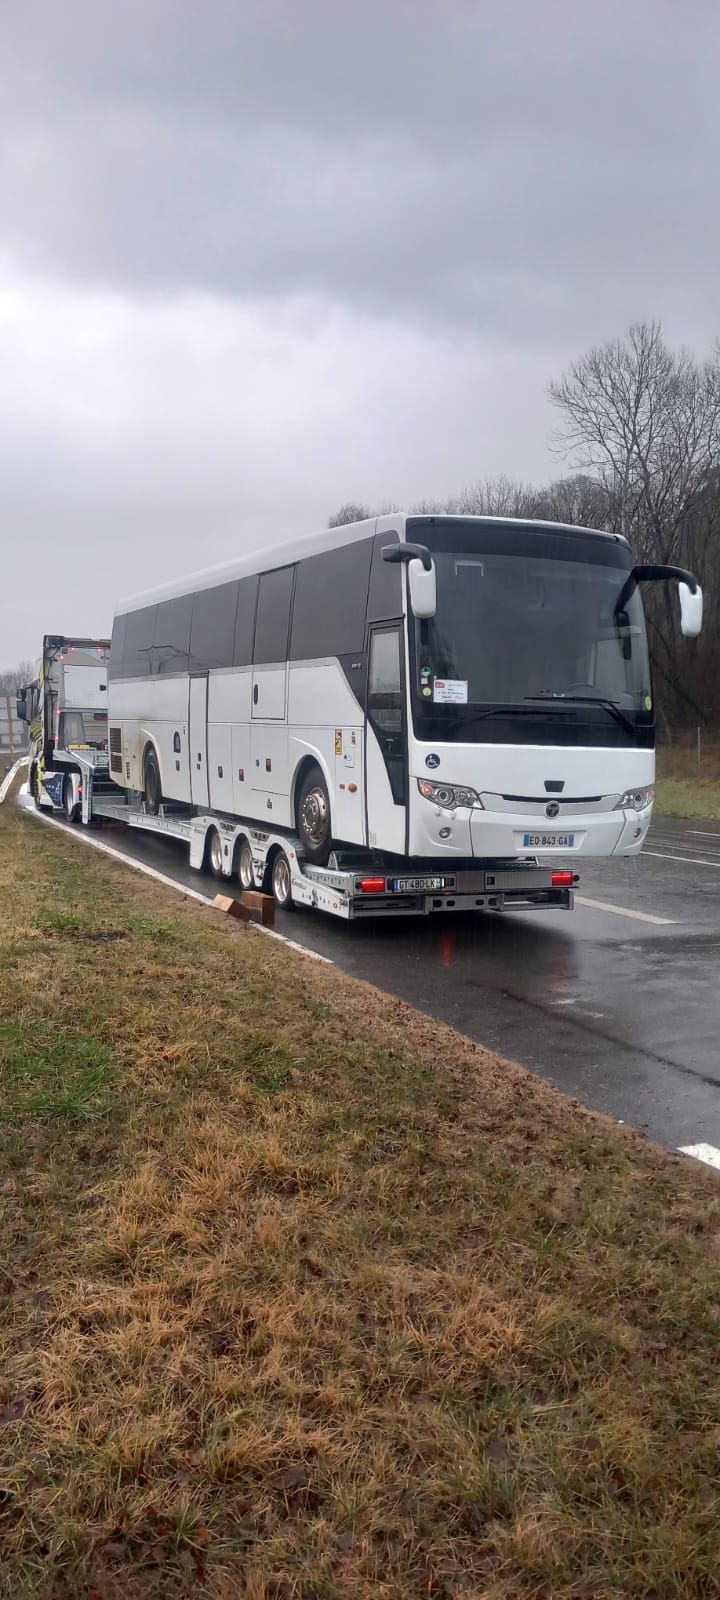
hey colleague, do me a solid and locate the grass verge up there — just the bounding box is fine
[1,801,719,1600]
[655,746,720,820]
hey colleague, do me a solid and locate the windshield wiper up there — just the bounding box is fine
[524,693,637,736]
[439,705,558,727]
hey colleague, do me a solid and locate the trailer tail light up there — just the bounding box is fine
[358,877,386,894]
[552,871,576,887]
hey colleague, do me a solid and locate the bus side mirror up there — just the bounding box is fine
[16,695,27,722]
[679,582,703,638]
[408,558,436,619]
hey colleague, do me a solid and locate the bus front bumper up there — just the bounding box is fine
[410,798,653,859]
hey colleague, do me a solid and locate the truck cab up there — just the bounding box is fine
[18,636,111,819]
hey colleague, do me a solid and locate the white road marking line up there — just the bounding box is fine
[687,830,720,841]
[20,803,333,964]
[643,849,720,870]
[649,843,720,862]
[678,1143,720,1171]
[576,895,675,926]
[652,832,720,851]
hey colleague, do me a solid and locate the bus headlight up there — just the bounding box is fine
[615,785,655,811]
[417,778,484,810]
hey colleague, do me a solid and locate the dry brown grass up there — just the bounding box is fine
[655,742,720,819]
[1,802,720,1599]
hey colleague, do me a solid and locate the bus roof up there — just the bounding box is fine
[115,512,621,615]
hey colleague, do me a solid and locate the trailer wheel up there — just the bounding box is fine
[63,774,80,824]
[238,840,255,890]
[297,764,332,866]
[271,850,294,910]
[207,827,224,879]
[143,747,162,816]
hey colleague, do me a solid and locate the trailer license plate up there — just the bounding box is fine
[523,833,576,849]
[391,875,449,892]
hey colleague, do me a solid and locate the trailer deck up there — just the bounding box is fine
[69,755,578,920]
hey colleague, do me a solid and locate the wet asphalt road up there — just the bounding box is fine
[20,795,720,1156]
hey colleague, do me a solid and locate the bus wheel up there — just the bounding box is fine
[238,840,255,890]
[207,827,224,879]
[30,767,42,810]
[297,765,332,865]
[271,850,294,910]
[63,775,80,823]
[143,747,162,816]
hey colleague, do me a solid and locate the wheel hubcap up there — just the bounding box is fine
[274,856,291,902]
[240,847,254,888]
[210,833,222,872]
[301,787,328,846]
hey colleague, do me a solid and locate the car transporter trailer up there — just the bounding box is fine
[63,751,579,921]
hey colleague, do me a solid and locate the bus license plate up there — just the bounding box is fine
[391,875,449,892]
[523,833,576,849]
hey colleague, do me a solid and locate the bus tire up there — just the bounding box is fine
[296,764,332,866]
[143,747,162,816]
[271,849,294,910]
[238,840,255,890]
[207,826,224,879]
[63,774,80,824]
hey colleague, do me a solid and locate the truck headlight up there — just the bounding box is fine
[615,785,655,812]
[417,778,484,810]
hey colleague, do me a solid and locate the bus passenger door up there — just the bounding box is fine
[189,674,209,809]
[365,624,407,855]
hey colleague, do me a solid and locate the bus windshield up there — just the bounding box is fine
[411,544,651,719]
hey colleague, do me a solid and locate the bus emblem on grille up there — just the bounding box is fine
[545,801,560,818]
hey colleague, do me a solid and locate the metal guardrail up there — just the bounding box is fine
[0,694,25,779]
[0,755,28,804]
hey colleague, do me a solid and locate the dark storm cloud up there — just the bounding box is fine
[2,0,719,343]
[1,0,719,665]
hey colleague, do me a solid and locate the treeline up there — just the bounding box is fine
[0,662,34,696]
[330,323,720,737]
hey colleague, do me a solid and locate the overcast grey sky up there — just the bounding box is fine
[1,0,718,662]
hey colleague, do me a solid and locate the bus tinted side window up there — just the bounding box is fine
[253,567,295,664]
[123,605,157,678]
[189,582,239,671]
[154,596,193,674]
[367,532,402,623]
[368,629,403,732]
[233,576,259,666]
[290,539,373,660]
[367,624,405,804]
[109,612,127,679]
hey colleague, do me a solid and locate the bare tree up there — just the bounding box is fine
[328,502,371,528]
[549,321,720,554]
[0,660,35,695]
[549,322,720,725]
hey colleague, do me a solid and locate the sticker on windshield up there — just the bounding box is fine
[433,678,468,705]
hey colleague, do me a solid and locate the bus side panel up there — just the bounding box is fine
[108,676,191,803]
[208,669,251,814]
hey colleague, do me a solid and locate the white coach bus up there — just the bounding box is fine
[104,513,701,907]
